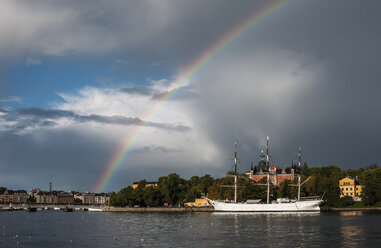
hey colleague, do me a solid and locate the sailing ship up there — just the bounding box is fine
[207,138,324,212]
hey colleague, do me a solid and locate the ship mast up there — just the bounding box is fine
[267,173,270,204]
[233,140,239,204]
[290,176,312,201]
[266,136,270,169]
[298,147,302,167]
[266,136,270,203]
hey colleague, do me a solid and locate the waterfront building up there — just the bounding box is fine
[74,193,110,205]
[56,193,75,204]
[246,150,297,187]
[246,165,297,187]
[339,177,362,201]
[35,192,58,204]
[0,190,28,204]
[33,189,75,204]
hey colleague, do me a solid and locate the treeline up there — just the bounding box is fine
[110,164,381,208]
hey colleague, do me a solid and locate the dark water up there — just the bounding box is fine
[0,210,380,247]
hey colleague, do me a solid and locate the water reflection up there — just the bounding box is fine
[213,212,320,216]
[339,211,364,216]
[340,225,365,246]
[1,211,380,247]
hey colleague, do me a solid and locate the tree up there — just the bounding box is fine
[109,186,135,207]
[360,168,381,206]
[241,178,268,202]
[142,186,162,207]
[277,180,292,199]
[365,164,379,170]
[158,173,187,205]
[0,187,6,194]
[301,163,310,177]
[335,196,354,208]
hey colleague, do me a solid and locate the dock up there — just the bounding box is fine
[102,207,214,212]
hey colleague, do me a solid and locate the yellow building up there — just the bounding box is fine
[132,181,158,190]
[339,177,362,201]
[185,198,211,207]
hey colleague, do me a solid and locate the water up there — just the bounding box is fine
[0,210,380,247]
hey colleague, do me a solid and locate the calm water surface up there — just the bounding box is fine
[0,210,380,247]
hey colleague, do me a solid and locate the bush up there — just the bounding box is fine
[348,201,365,208]
[335,196,354,207]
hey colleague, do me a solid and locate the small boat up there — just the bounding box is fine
[63,207,73,212]
[25,207,37,212]
[88,208,102,212]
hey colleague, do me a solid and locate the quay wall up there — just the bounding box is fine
[102,207,214,212]
[321,207,381,211]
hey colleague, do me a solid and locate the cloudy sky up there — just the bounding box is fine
[1,0,381,192]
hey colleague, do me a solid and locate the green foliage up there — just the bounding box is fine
[158,173,188,205]
[300,163,310,177]
[0,187,7,194]
[360,168,381,206]
[109,186,135,207]
[109,164,381,208]
[277,180,292,199]
[349,201,365,208]
[335,196,354,208]
[241,177,269,202]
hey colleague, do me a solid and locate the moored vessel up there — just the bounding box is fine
[207,139,324,212]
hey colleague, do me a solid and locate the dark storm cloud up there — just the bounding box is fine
[186,0,381,171]
[133,146,183,154]
[119,86,155,96]
[1,0,381,192]
[2,107,191,133]
[0,0,267,66]
[0,128,117,191]
[151,86,200,101]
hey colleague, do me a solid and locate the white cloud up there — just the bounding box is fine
[51,81,222,169]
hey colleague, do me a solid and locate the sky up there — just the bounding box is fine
[1,0,381,192]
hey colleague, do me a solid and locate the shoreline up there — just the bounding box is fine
[2,205,381,212]
[102,206,381,212]
[102,207,214,212]
[321,207,381,211]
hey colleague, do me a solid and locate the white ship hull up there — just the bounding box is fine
[210,199,323,212]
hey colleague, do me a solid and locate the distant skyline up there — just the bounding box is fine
[1,0,381,192]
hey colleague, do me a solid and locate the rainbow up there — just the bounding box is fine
[94,0,291,192]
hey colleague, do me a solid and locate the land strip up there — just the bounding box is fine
[102,207,214,212]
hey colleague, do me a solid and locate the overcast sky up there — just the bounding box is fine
[1,0,381,192]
